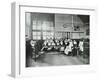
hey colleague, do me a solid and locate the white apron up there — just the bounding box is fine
[64,46,69,55]
[79,41,83,52]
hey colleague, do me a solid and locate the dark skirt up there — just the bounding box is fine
[72,48,77,56]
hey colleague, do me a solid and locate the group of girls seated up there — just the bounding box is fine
[26,37,85,60]
[41,38,84,56]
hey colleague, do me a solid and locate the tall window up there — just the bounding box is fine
[32,19,42,40]
[31,13,54,40]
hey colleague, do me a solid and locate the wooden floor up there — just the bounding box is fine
[26,52,89,67]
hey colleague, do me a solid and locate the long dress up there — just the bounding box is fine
[68,42,73,52]
[64,46,69,55]
[72,41,77,56]
[79,41,83,52]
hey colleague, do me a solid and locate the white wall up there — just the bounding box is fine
[25,13,32,40]
[55,14,73,32]
[55,14,88,39]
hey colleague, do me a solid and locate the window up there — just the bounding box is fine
[31,13,54,40]
[32,31,41,40]
[43,31,54,40]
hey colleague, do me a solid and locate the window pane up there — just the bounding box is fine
[32,32,37,35]
[37,26,41,30]
[42,26,47,30]
[32,20,37,25]
[46,32,50,35]
[46,27,50,30]
[43,32,47,35]
[37,36,41,40]
[37,32,41,35]
[33,36,37,40]
[37,21,41,30]
[32,24,37,30]
[42,22,47,30]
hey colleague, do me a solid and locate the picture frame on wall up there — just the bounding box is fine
[11,2,96,78]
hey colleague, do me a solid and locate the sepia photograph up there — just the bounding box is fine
[25,12,90,67]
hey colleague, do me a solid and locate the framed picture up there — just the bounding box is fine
[11,2,96,78]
